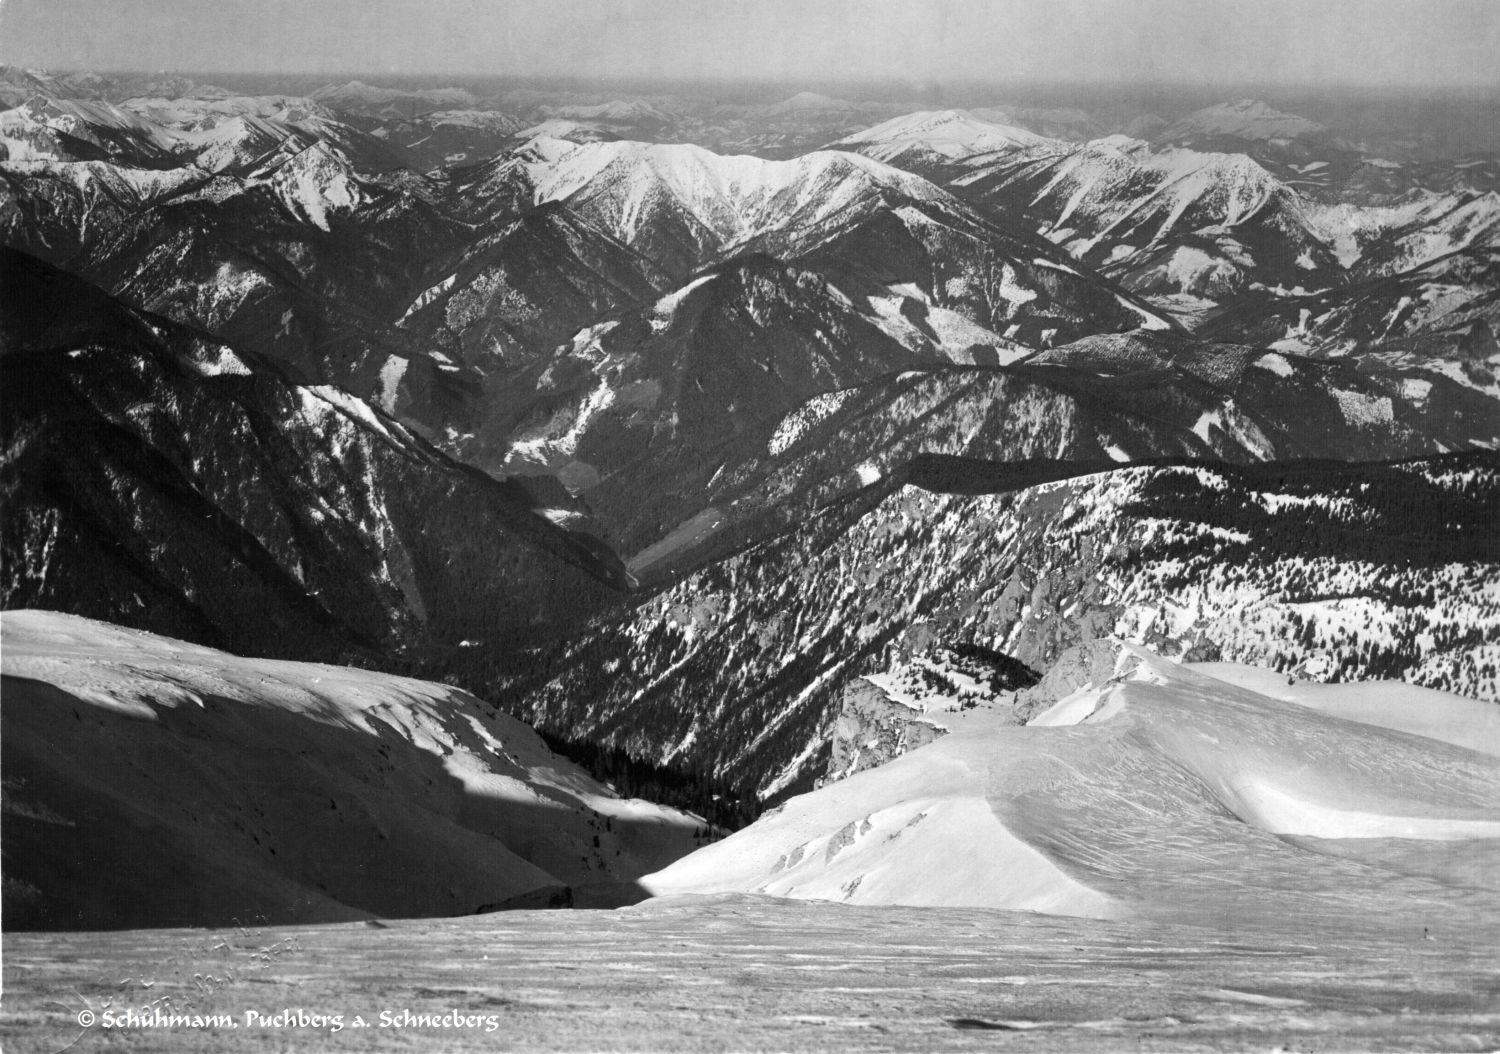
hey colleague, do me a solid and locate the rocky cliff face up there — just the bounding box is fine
[823,642,1041,784]
[825,677,952,785]
[1012,638,1149,723]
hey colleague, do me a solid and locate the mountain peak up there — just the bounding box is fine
[258,139,366,230]
[1167,99,1327,141]
[1088,132,1153,153]
[512,138,952,271]
[310,80,477,112]
[769,91,856,113]
[538,98,670,124]
[834,109,1056,165]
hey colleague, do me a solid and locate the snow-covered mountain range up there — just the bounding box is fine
[835,108,1500,341]
[2,70,1497,928]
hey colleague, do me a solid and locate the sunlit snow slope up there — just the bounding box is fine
[644,647,1500,928]
[1,611,700,930]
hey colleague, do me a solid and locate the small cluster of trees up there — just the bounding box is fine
[537,728,761,832]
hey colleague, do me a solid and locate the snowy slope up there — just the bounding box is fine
[504,129,1158,349]
[520,138,952,268]
[3,105,453,393]
[1,611,699,929]
[0,90,383,174]
[120,92,337,130]
[255,140,369,230]
[452,131,1164,343]
[0,96,180,164]
[953,134,1341,296]
[1189,661,1500,757]
[644,646,1498,925]
[1307,190,1500,274]
[387,204,669,473]
[0,157,209,252]
[695,332,1500,558]
[489,255,928,550]
[478,262,1190,560]
[510,117,617,144]
[830,103,1493,349]
[1204,246,1500,359]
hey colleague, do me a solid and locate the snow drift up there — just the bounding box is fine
[644,645,1499,929]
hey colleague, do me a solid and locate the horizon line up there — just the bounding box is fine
[7,65,1496,100]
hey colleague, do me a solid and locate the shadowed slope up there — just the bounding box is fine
[1,612,701,929]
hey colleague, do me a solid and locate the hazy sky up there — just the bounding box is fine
[2,0,1496,89]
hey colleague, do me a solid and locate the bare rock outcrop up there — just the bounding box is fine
[824,676,951,785]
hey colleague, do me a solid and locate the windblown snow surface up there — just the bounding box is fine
[646,645,1500,934]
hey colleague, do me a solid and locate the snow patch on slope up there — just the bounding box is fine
[769,389,857,456]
